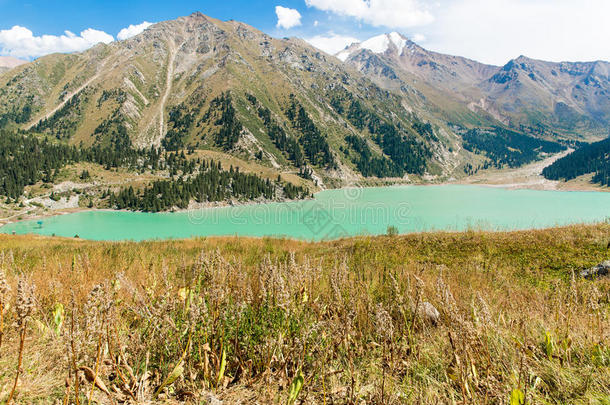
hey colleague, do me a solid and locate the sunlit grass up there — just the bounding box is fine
[0,224,608,403]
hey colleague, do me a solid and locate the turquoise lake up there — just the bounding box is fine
[1,185,609,241]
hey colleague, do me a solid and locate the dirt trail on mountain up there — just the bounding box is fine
[155,39,181,146]
[26,60,108,130]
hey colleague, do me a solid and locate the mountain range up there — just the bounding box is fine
[0,56,27,73]
[0,13,608,190]
[338,32,609,140]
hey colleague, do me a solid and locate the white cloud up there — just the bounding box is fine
[308,0,610,64]
[0,26,114,59]
[275,6,302,29]
[423,0,610,65]
[412,33,426,43]
[117,21,154,41]
[305,32,359,55]
[304,0,433,28]
[0,20,156,60]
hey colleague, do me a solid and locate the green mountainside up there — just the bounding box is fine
[0,13,605,214]
[0,13,463,190]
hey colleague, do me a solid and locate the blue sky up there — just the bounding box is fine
[0,0,296,39]
[0,0,383,50]
[1,0,609,65]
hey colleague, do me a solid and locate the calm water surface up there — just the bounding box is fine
[1,185,609,241]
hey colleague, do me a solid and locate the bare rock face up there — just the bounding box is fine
[580,261,610,279]
[417,301,440,325]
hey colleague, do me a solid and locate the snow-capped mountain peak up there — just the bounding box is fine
[336,32,409,62]
[388,32,408,53]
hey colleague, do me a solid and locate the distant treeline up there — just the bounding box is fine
[109,159,309,212]
[463,127,565,168]
[0,128,201,200]
[542,137,610,186]
[0,130,80,199]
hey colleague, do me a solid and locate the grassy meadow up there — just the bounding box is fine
[0,224,608,403]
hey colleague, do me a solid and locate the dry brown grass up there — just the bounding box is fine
[0,224,608,403]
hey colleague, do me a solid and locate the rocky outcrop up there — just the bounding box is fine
[580,261,610,279]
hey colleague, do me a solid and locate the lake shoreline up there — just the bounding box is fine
[450,149,610,193]
[1,148,608,229]
[3,184,610,242]
[1,179,608,229]
[0,194,315,227]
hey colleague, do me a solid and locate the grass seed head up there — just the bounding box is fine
[16,278,35,327]
[0,269,10,302]
[375,303,394,341]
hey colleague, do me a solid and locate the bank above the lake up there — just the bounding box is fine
[1,184,609,241]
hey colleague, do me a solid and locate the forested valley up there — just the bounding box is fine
[462,127,566,168]
[542,137,610,186]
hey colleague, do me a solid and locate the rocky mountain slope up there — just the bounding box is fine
[1,13,598,193]
[338,33,609,140]
[0,56,27,73]
[0,13,464,188]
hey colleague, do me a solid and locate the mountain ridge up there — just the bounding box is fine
[0,56,28,73]
[336,33,609,139]
[0,13,460,190]
[0,12,603,198]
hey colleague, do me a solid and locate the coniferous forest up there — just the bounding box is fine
[542,137,610,186]
[0,129,308,209]
[109,159,309,212]
[329,88,431,176]
[246,94,306,168]
[211,93,243,151]
[0,130,80,199]
[0,129,164,200]
[463,127,565,168]
[162,103,196,151]
[344,135,403,178]
[284,95,337,169]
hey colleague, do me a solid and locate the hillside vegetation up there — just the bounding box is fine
[0,129,309,213]
[0,225,608,403]
[543,137,610,186]
[0,13,454,190]
[4,12,595,198]
[461,126,566,170]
